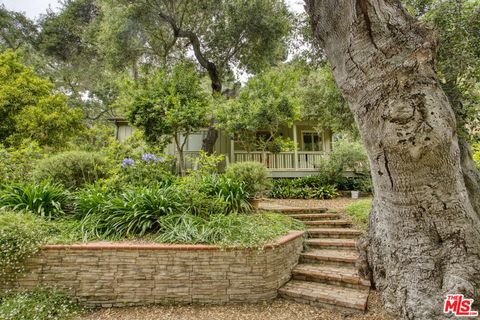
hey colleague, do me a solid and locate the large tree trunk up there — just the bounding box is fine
[305,1,480,319]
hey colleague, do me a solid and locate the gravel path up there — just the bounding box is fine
[79,292,394,320]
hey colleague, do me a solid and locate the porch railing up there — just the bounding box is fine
[233,151,327,171]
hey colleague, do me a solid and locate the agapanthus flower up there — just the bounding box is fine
[122,158,135,168]
[142,153,158,163]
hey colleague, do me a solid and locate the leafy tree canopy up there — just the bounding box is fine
[125,61,211,144]
[0,50,84,148]
[216,65,301,151]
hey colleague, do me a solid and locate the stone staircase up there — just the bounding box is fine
[273,207,370,313]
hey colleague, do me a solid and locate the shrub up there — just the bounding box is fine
[0,141,44,185]
[473,142,480,170]
[193,175,251,214]
[316,140,371,190]
[0,181,69,219]
[191,151,225,176]
[33,151,108,189]
[269,178,337,199]
[309,185,338,199]
[225,162,271,198]
[116,153,176,187]
[345,199,372,228]
[0,212,52,284]
[156,212,305,247]
[78,185,182,239]
[0,288,83,320]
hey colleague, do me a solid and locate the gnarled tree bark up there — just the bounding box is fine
[305,1,480,319]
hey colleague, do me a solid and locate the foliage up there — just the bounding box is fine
[217,66,300,151]
[125,62,211,175]
[0,212,52,283]
[316,140,371,190]
[0,6,37,51]
[115,153,176,188]
[300,64,357,136]
[269,177,338,199]
[191,151,225,176]
[192,175,251,214]
[0,182,70,220]
[402,0,480,140]
[96,0,291,78]
[33,151,108,189]
[156,212,305,247]
[0,50,84,148]
[78,185,182,239]
[0,288,83,320]
[473,142,480,169]
[345,199,372,229]
[0,141,44,185]
[225,162,272,198]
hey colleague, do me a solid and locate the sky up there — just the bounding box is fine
[1,0,305,19]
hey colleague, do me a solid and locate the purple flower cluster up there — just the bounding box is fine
[121,158,135,168]
[141,153,165,163]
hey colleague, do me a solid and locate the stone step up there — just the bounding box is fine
[267,207,328,214]
[289,213,340,221]
[300,249,358,265]
[278,280,369,313]
[304,220,352,228]
[307,228,363,239]
[306,238,356,250]
[292,263,370,289]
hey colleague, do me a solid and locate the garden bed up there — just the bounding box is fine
[6,231,304,307]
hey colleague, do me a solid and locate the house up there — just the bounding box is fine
[109,118,332,177]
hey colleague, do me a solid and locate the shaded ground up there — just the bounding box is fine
[80,197,388,320]
[79,292,394,320]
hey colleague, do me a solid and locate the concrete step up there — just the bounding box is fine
[279,280,369,313]
[304,220,352,228]
[300,249,358,265]
[306,238,356,250]
[289,213,340,221]
[307,228,363,239]
[292,263,370,289]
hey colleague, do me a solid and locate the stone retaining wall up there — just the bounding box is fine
[7,231,304,307]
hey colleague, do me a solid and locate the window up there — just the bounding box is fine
[184,132,207,151]
[302,131,323,151]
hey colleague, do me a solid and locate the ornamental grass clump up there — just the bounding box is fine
[156,212,305,247]
[78,185,182,239]
[0,181,70,219]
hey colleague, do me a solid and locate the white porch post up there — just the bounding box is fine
[293,124,298,171]
[230,139,235,165]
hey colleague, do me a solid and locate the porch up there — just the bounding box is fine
[232,151,326,177]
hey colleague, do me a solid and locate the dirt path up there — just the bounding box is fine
[79,292,393,320]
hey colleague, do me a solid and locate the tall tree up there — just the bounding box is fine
[0,50,84,148]
[306,1,480,319]
[0,6,37,51]
[96,0,292,152]
[125,62,211,176]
